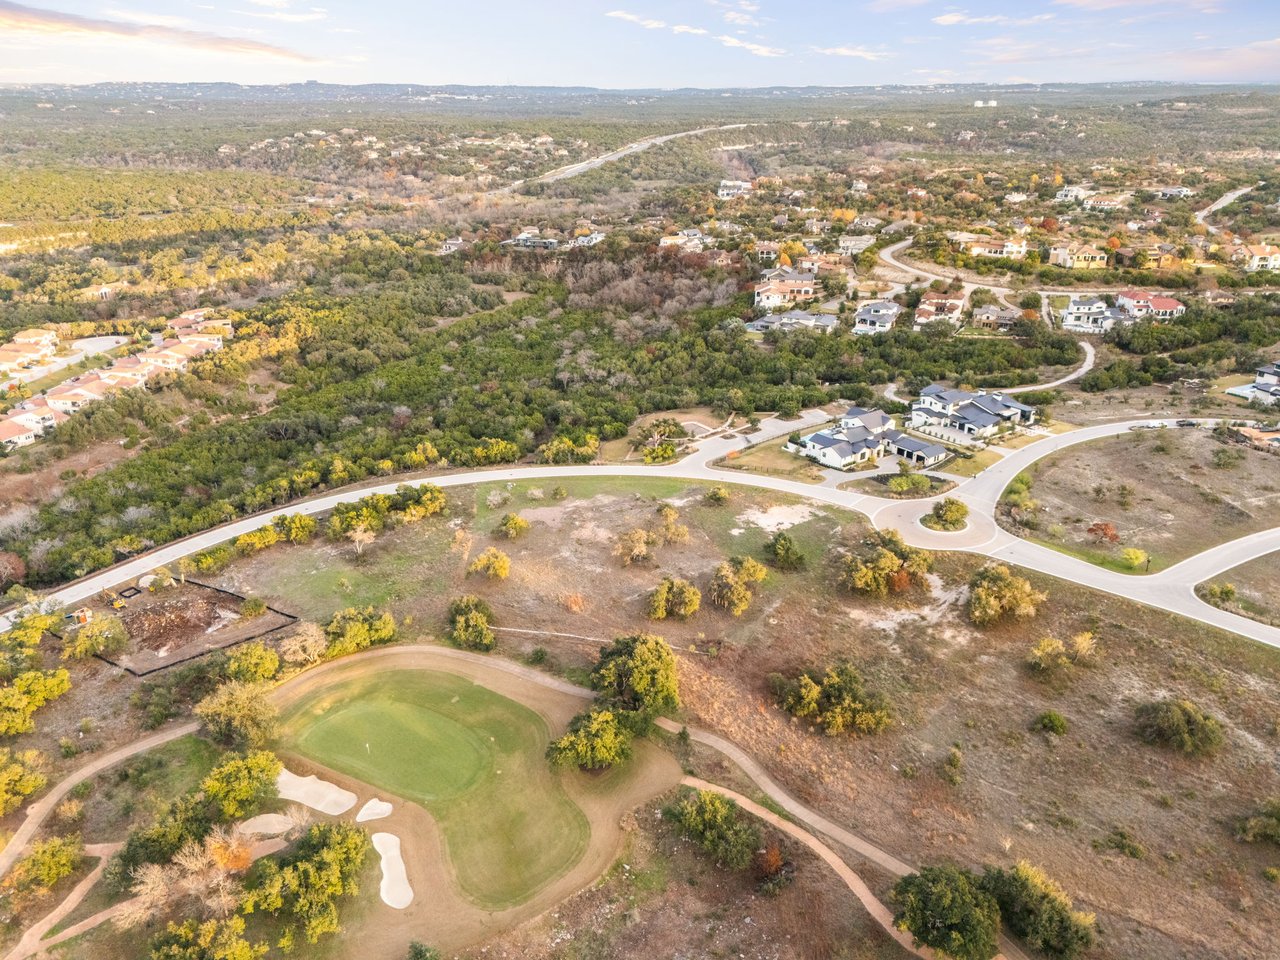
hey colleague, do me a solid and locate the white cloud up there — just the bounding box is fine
[934,11,1055,26]
[238,6,328,22]
[723,10,760,26]
[716,34,786,57]
[1054,0,1218,9]
[104,8,195,28]
[673,24,709,35]
[867,0,929,10]
[245,0,291,6]
[813,45,891,61]
[606,10,667,29]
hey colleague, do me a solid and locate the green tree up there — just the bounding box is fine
[61,614,128,660]
[647,577,701,621]
[1238,797,1280,845]
[546,709,633,770]
[194,681,278,748]
[324,607,396,658]
[979,862,1095,960]
[1134,698,1224,757]
[666,789,760,870]
[448,595,495,652]
[4,833,82,895]
[763,531,806,571]
[148,916,267,960]
[590,633,679,713]
[242,822,370,949]
[0,669,72,736]
[967,565,1047,626]
[893,865,1002,960]
[773,663,891,736]
[226,642,279,683]
[926,497,969,531]
[200,751,282,820]
[496,513,530,539]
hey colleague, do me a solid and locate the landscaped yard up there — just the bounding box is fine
[942,447,1004,478]
[279,668,589,909]
[714,433,829,484]
[1001,427,1280,569]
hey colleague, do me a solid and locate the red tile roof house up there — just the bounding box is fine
[1116,290,1186,319]
[0,417,40,451]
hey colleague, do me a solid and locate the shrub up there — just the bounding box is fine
[546,709,632,769]
[1120,547,1149,570]
[61,614,129,661]
[666,789,760,870]
[324,607,396,658]
[1026,637,1069,677]
[764,531,806,571]
[924,497,969,531]
[838,530,933,596]
[647,577,701,621]
[708,562,752,616]
[772,663,891,736]
[1134,698,1224,757]
[468,546,511,580]
[448,595,495,652]
[4,833,83,895]
[980,862,1095,960]
[194,681,278,748]
[1033,711,1069,735]
[0,669,73,735]
[892,865,1001,960]
[705,485,730,505]
[240,596,269,619]
[1238,797,1280,845]
[496,513,530,539]
[148,918,265,960]
[227,642,279,683]
[888,473,932,496]
[968,565,1047,625]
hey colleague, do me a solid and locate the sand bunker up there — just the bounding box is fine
[239,813,292,837]
[277,768,357,815]
[736,503,820,532]
[372,832,414,908]
[356,798,393,822]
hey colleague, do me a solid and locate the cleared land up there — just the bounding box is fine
[279,668,589,909]
[1003,426,1280,570]
[715,434,829,484]
[1199,549,1280,627]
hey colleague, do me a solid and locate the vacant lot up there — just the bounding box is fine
[1199,550,1280,627]
[716,434,829,484]
[279,668,589,910]
[1003,427,1280,569]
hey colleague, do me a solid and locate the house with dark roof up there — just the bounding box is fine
[791,406,948,470]
[911,385,1036,438]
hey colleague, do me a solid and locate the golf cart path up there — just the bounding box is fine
[2,842,121,960]
[1,645,1027,958]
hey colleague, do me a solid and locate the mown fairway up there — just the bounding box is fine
[278,669,589,909]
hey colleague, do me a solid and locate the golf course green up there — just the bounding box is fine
[278,669,590,909]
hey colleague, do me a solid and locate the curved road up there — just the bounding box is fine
[6,409,1276,647]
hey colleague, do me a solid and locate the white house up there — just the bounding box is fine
[1061,296,1128,333]
[966,237,1028,259]
[1244,244,1280,273]
[717,180,753,200]
[794,406,947,470]
[852,300,901,335]
[754,272,817,312]
[913,293,966,328]
[838,234,875,256]
[911,385,1036,438]
[1055,185,1091,203]
[1116,290,1186,319]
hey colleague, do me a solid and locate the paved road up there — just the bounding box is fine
[1004,339,1095,394]
[5,409,1278,647]
[1195,182,1260,234]
[0,336,127,392]
[529,124,751,185]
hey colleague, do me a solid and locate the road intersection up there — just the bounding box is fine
[7,407,1279,648]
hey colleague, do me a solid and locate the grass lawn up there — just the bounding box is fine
[278,669,590,910]
[714,434,828,484]
[943,447,1004,478]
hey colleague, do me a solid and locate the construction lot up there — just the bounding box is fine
[79,580,295,675]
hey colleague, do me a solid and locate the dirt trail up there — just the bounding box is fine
[3,842,121,960]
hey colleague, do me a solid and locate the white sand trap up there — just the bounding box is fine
[736,503,820,532]
[276,769,357,815]
[356,798,393,822]
[372,833,413,908]
[239,813,292,837]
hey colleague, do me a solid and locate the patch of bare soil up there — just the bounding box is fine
[0,440,137,515]
[1006,426,1280,564]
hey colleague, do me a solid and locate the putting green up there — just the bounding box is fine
[278,669,589,910]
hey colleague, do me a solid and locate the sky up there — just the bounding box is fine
[0,0,1277,87]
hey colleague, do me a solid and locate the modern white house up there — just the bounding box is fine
[1061,296,1128,334]
[1228,362,1280,406]
[910,385,1037,438]
[792,406,948,470]
[717,180,753,200]
[852,300,902,335]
